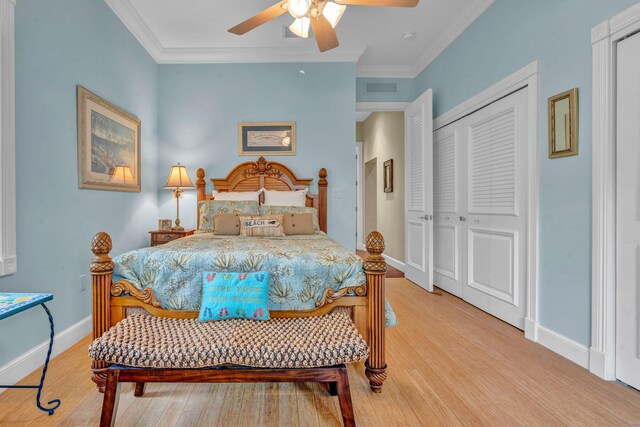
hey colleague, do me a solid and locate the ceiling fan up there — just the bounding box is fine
[228,0,420,53]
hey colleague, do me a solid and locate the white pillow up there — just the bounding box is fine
[262,188,309,207]
[212,189,263,203]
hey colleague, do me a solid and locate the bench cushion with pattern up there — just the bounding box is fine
[89,307,369,369]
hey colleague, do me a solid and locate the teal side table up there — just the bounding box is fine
[0,293,61,415]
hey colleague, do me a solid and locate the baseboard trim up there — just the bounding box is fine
[524,317,537,341]
[536,324,590,369]
[0,315,91,392]
[356,242,366,251]
[382,253,405,273]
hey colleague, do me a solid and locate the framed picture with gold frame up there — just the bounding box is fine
[238,122,296,156]
[548,88,579,159]
[77,85,141,192]
[383,159,393,193]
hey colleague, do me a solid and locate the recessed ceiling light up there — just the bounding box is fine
[402,32,417,41]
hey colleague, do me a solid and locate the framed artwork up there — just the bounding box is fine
[548,88,579,159]
[384,159,393,193]
[158,219,172,231]
[77,85,141,192]
[238,122,296,156]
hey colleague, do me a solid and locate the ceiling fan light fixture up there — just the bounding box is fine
[289,17,310,38]
[288,0,311,18]
[322,2,346,28]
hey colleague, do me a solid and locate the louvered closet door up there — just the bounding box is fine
[463,89,528,329]
[404,89,434,291]
[433,126,463,297]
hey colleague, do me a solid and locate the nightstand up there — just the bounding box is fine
[149,229,195,246]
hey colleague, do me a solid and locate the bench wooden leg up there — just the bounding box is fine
[320,381,338,396]
[336,367,356,427]
[100,370,121,427]
[134,382,146,397]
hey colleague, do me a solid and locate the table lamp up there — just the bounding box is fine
[164,163,195,231]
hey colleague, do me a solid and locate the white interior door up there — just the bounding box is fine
[405,89,433,291]
[432,88,528,329]
[463,90,528,329]
[433,126,463,296]
[616,32,640,390]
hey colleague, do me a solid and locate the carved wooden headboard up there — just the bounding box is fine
[196,157,328,232]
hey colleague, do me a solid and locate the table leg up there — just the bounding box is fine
[35,303,61,415]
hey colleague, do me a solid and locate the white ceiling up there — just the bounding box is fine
[106,0,494,77]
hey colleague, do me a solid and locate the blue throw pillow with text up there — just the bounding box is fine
[199,272,270,321]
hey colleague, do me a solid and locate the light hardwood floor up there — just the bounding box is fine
[1,278,640,426]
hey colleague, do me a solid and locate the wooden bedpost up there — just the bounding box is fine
[364,231,387,393]
[196,168,206,227]
[318,168,328,233]
[90,232,114,392]
[196,168,206,202]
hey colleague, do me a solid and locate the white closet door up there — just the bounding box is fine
[433,127,463,297]
[405,89,434,291]
[463,89,528,329]
[616,32,640,390]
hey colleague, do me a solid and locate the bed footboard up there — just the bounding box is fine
[90,231,388,393]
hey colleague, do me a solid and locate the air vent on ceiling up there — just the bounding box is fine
[283,26,314,39]
[365,82,398,94]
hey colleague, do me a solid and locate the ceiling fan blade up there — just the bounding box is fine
[310,14,339,52]
[228,1,288,35]
[335,0,419,6]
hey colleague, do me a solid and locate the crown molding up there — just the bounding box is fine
[105,0,163,61]
[410,0,495,78]
[105,0,364,64]
[105,0,492,74]
[156,46,366,64]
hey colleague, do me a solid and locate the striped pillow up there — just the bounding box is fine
[238,215,285,237]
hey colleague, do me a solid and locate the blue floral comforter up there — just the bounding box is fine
[113,233,397,327]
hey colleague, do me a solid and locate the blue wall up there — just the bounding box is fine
[0,0,158,366]
[414,0,637,345]
[157,63,357,250]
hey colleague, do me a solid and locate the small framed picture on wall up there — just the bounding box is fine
[238,122,296,156]
[384,159,393,193]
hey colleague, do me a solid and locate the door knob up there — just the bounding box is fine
[420,215,433,221]
[459,216,467,222]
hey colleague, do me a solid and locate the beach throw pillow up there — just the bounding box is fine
[199,272,270,321]
[238,215,285,237]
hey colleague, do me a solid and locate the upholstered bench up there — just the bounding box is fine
[89,307,368,427]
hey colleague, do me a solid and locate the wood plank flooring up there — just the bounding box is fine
[1,278,639,426]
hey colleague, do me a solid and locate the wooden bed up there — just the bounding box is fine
[89,157,388,393]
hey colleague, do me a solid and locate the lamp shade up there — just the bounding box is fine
[164,164,195,189]
[110,165,135,185]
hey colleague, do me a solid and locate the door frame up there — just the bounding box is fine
[355,101,410,253]
[591,2,640,381]
[433,61,539,341]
